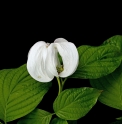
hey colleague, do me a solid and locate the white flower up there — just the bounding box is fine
[27,38,79,82]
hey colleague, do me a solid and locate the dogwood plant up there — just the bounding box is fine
[0,35,122,124]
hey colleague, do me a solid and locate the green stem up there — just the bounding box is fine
[56,77,68,95]
[62,78,67,88]
[56,77,62,95]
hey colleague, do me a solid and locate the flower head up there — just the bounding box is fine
[27,38,79,82]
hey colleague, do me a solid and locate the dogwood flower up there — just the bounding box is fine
[27,38,79,82]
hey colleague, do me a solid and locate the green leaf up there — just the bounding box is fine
[53,87,101,120]
[90,64,122,110]
[102,35,122,65]
[0,64,52,123]
[102,35,122,52]
[116,116,122,121]
[17,108,52,124]
[70,44,122,79]
[51,118,68,124]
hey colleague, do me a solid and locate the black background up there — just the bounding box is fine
[0,4,122,124]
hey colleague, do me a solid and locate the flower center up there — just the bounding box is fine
[56,65,64,74]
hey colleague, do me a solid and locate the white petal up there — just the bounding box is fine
[54,38,68,43]
[54,39,79,77]
[46,43,59,77]
[27,41,54,82]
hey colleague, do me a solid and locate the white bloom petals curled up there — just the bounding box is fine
[27,41,54,82]
[54,38,79,77]
[46,43,59,77]
[27,38,79,82]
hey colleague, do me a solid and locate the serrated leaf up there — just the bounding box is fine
[51,118,68,124]
[17,108,52,124]
[0,64,52,123]
[90,64,122,110]
[53,87,101,120]
[70,45,122,79]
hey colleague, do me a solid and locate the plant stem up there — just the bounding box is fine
[62,78,67,89]
[56,77,67,95]
[56,77,62,95]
